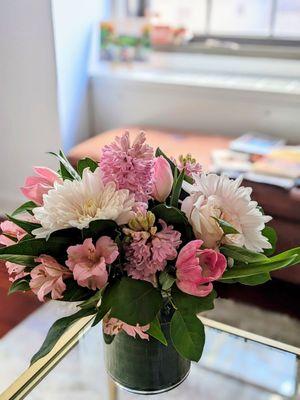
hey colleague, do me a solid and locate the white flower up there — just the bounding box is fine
[32,168,136,238]
[182,174,272,252]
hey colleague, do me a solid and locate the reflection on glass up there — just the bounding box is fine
[274,0,300,37]
[208,0,272,36]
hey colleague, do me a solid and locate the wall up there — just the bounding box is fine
[0,0,62,213]
[51,0,105,151]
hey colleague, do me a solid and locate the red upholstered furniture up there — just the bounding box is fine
[68,127,300,284]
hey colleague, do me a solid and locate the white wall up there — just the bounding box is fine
[51,0,104,151]
[0,0,62,213]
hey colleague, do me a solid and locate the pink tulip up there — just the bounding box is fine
[103,316,149,340]
[30,255,71,302]
[176,240,227,297]
[0,221,27,246]
[21,166,62,205]
[66,237,119,291]
[152,156,173,202]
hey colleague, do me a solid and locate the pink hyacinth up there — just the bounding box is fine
[0,221,27,246]
[6,262,28,282]
[30,255,71,302]
[125,219,181,282]
[66,237,119,291]
[99,131,154,202]
[176,240,227,297]
[103,316,149,340]
[21,166,62,205]
[172,154,202,177]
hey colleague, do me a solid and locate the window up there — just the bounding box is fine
[148,0,300,40]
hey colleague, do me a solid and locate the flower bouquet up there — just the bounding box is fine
[1,132,299,394]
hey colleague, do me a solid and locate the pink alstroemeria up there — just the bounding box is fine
[103,316,149,340]
[176,240,227,297]
[21,166,62,205]
[0,221,26,246]
[66,237,119,291]
[151,156,173,202]
[6,262,28,282]
[30,255,71,302]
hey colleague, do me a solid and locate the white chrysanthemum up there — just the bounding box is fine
[32,168,136,238]
[182,174,272,252]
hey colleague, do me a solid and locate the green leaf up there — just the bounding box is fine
[220,245,267,264]
[147,316,167,346]
[221,255,298,280]
[30,308,96,365]
[109,277,163,325]
[172,287,216,314]
[170,311,205,362]
[82,220,118,241]
[92,283,119,327]
[6,215,41,235]
[0,254,36,268]
[0,236,75,261]
[12,201,37,217]
[262,226,277,256]
[170,169,185,208]
[159,271,176,291]
[49,150,80,181]
[8,277,31,295]
[77,157,98,177]
[237,273,271,286]
[61,280,94,302]
[213,217,239,235]
[79,290,102,309]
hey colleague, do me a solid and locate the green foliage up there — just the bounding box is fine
[213,217,239,235]
[82,220,119,241]
[170,169,185,208]
[6,215,41,235]
[108,278,163,326]
[61,280,94,302]
[92,283,119,327]
[151,204,193,242]
[159,271,176,291]
[262,226,277,256]
[49,150,80,181]
[8,277,31,295]
[170,311,205,362]
[0,254,36,268]
[79,290,102,309]
[77,157,98,177]
[237,273,271,286]
[147,316,168,346]
[11,201,37,217]
[220,245,267,263]
[172,287,216,314]
[30,308,97,365]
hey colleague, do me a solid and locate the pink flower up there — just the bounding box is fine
[30,255,71,302]
[99,131,154,202]
[125,219,181,282]
[66,237,119,291]
[0,221,26,246]
[6,262,28,282]
[103,316,149,340]
[21,166,62,205]
[176,240,227,297]
[151,156,173,202]
[172,154,202,177]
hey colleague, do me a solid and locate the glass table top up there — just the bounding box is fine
[0,299,299,400]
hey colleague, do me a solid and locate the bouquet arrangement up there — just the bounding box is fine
[1,131,299,391]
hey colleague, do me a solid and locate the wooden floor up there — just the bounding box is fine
[0,262,40,338]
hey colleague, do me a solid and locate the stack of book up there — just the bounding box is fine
[212,132,300,189]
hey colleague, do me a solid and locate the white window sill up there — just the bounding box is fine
[89,52,300,98]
